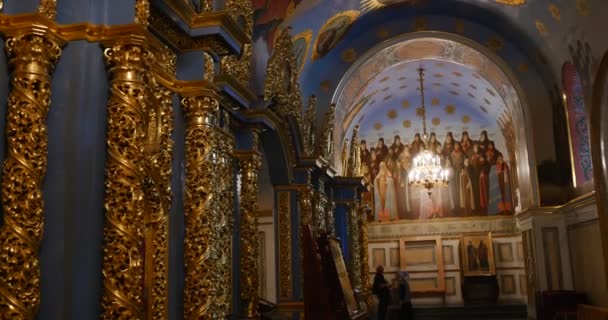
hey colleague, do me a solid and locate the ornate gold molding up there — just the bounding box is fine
[101,43,154,320]
[237,148,262,319]
[0,31,63,320]
[181,92,222,319]
[278,191,293,300]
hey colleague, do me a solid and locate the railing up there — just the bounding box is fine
[577,304,608,320]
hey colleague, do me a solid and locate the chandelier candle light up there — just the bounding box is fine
[408,67,450,197]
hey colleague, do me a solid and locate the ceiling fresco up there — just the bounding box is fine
[347,58,509,157]
[335,36,517,138]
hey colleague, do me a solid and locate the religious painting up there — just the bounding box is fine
[360,130,514,221]
[461,233,496,276]
[292,30,313,75]
[253,0,303,50]
[328,238,359,316]
[562,62,593,187]
[312,10,360,61]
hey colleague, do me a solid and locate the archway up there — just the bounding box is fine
[590,51,608,285]
[332,32,538,212]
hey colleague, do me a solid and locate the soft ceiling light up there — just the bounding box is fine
[408,67,450,197]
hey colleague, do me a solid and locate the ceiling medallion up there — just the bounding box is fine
[408,67,450,197]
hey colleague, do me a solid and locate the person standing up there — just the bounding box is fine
[373,265,391,320]
[398,271,414,320]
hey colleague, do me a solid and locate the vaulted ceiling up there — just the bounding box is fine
[252,0,607,166]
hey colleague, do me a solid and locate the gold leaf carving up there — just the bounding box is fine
[238,151,262,318]
[0,32,62,320]
[101,43,154,320]
[181,94,222,318]
[278,191,293,299]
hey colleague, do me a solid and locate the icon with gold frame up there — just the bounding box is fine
[461,232,496,276]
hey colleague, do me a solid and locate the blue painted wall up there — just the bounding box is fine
[43,40,108,320]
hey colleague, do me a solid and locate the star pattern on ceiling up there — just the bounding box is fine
[387,109,398,119]
[402,120,411,128]
[401,100,410,108]
[535,20,548,36]
[548,4,561,21]
[341,48,359,63]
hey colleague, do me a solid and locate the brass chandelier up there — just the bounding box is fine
[408,67,450,196]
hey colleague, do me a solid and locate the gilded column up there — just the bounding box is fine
[0,32,63,320]
[216,113,235,318]
[100,43,152,320]
[325,200,336,235]
[144,80,173,320]
[238,148,262,319]
[359,208,371,291]
[277,191,292,300]
[348,202,363,293]
[181,92,221,319]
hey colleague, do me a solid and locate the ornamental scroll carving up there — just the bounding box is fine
[221,0,253,86]
[348,202,363,293]
[215,118,235,318]
[101,43,174,320]
[318,103,336,163]
[277,191,293,300]
[302,95,317,157]
[181,94,222,319]
[144,78,174,320]
[359,207,371,291]
[264,27,304,160]
[238,150,262,319]
[0,32,63,320]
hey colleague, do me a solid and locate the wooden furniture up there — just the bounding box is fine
[578,304,608,320]
[302,225,367,320]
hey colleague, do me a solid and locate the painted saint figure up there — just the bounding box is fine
[488,155,512,214]
[467,241,479,271]
[478,240,489,270]
[460,158,476,216]
[374,162,398,221]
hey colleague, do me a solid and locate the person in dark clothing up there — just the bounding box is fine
[373,265,391,320]
[398,271,414,320]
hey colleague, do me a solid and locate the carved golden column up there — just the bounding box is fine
[237,147,262,319]
[325,199,336,235]
[0,31,63,320]
[144,79,173,320]
[298,174,313,298]
[277,191,293,300]
[359,208,371,291]
[216,112,235,318]
[181,92,222,319]
[100,43,153,320]
[348,202,363,293]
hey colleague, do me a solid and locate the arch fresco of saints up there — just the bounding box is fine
[360,130,514,221]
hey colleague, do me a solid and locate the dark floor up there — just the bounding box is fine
[384,304,527,320]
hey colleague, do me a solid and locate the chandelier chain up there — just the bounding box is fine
[417,67,427,137]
